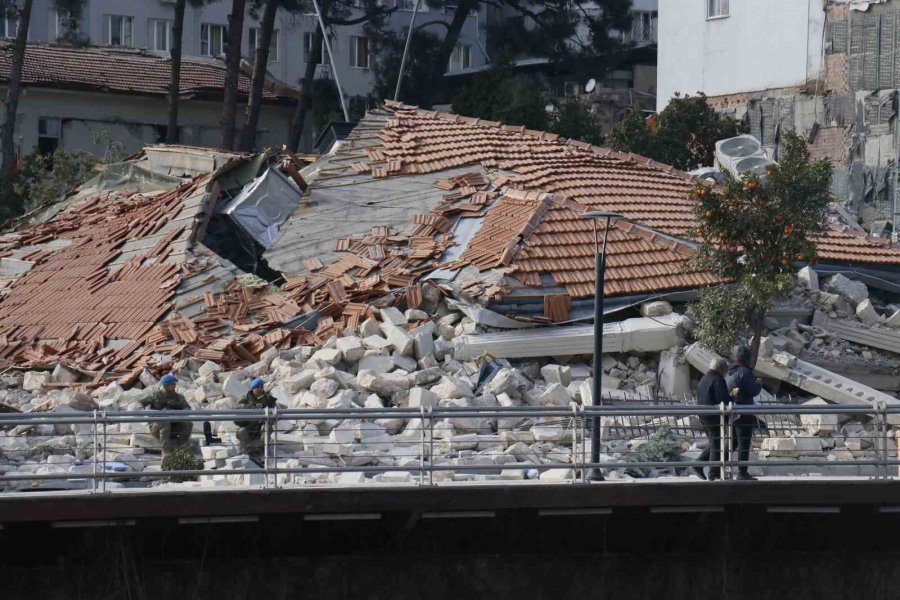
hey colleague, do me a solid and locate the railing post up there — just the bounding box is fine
[263,407,270,490]
[582,403,589,483]
[91,410,99,494]
[571,403,579,484]
[101,410,108,493]
[879,402,889,481]
[719,402,728,481]
[272,407,279,489]
[419,406,426,486]
[428,407,434,486]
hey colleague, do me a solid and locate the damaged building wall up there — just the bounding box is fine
[668,0,900,235]
[7,88,296,158]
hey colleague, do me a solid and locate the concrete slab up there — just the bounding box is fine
[454,314,684,360]
[812,311,900,355]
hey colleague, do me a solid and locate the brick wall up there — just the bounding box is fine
[824,54,848,94]
[808,126,848,164]
[705,93,749,113]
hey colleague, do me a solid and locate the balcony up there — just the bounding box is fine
[617,14,657,48]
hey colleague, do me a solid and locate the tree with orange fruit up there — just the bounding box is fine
[689,131,833,365]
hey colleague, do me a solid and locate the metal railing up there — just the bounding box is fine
[0,402,897,494]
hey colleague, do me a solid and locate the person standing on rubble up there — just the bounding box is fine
[141,374,193,456]
[727,346,763,481]
[235,378,276,461]
[694,357,730,481]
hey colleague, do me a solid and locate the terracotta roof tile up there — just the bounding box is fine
[0,41,298,103]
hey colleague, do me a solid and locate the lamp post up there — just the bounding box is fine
[581,211,624,482]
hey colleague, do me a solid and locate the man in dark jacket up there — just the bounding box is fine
[235,378,277,459]
[694,357,730,480]
[726,345,763,481]
[141,374,193,455]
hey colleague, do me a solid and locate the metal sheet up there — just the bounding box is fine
[219,167,301,249]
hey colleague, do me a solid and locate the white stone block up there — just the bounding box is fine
[338,471,367,485]
[311,348,343,365]
[431,376,473,399]
[540,468,575,481]
[537,383,571,406]
[408,387,438,409]
[363,335,393,352]
[335,336,365,362]
[405,309,429,321]
[657,349,690,399]
[22,371,51,391]
[198,361,221,377]
[640,300,673,317]
[222,374,250,400]
[541,364,572,386]
[359,355,394,375]
[797,266,819,291]
[772,353,797,368]
[381,322,414,356]
[886,309,900,329]
[379,306,408,326]
[532,423,566,442]
[825,274,868,304]
[360,317,381,338]
[760,437,798,457]
[856,298,884,325]
[310,378,339,399]
[414,330,435,360]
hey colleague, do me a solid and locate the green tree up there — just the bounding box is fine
[450,54,548,131]
[370,28,442,108]
[287,0,395,152]
[608,93,742,171]
[168,0,218,145]
[549,97,604,146]
[221,0,248,150]
[689,132,833,364]
[375,0,633,108]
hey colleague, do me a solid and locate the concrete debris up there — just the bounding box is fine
[825,274,869,305]
[6,263,900,491]
[797,266,819,291]
[454,314,685,360]
[855,299,885,325]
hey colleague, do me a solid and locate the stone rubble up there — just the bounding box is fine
[3,271,900,490]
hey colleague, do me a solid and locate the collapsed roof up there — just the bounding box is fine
[2,101,900,380]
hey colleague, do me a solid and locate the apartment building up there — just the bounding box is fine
[17,0,488,98]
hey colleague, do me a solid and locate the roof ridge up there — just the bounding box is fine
[379,99,699,183]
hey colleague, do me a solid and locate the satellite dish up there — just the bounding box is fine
[585,78,597,93]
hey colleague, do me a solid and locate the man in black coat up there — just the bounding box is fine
[726,345,763,481]
[695,357,730,480]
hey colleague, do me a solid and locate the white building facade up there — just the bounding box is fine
[657,0,825,112]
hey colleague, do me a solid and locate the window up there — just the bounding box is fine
[303,32,330,65]
[448,44,471,72]
[397,0,428,10]
[249,27,279,62]
[707,0,729,18]
[350,35,369,68]
[200,23,226,56]
[2,14,17,39]
[106,15,133,46]
[38,118,61,155]
[149,19,172,52]
[563,81,580,97]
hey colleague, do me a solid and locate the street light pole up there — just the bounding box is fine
[583,211,624,482]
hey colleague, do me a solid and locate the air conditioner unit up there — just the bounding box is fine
[715,135,774,177]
